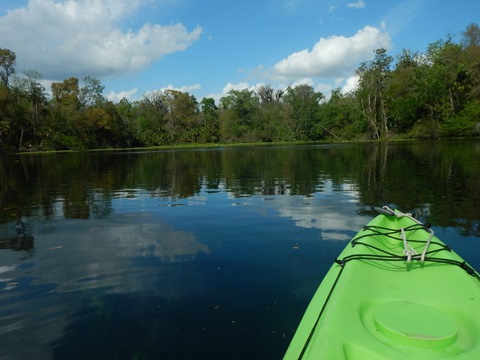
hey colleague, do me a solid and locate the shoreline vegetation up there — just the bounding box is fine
[14,141,339,155]
[17,136,480,157]
[1,23,480,153]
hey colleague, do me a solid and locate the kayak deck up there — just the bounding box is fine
[284,208,480,359]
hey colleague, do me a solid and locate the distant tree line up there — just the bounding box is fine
[1,23,479,152]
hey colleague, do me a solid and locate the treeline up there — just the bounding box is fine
[1,23,479,152]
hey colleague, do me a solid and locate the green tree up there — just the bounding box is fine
[219,89,260,142]
[199,97,220,143]
[137,91,169,146]
[79,76,105,110]
[162,89,199,142]
[257,84,284,105]
[221,89,259,125]
[14,70,48,125]
[114,98,140,147]
[51,77,80,111]
[0,84,13,149]
[11,70,49,149]
[0,48,16,87]
[355,48,393,139]
[50,77,82,148]
[387,49,424,133]
[432,42,467,115]
[461,23,480,48]
[412,40,469,137]
[255,85,290,142]
[75,107,113,148]
[0,48,16,150]
[457,23,480,136]
[461,23,480,101]
[318,89,357,140]
[284,84,324,140]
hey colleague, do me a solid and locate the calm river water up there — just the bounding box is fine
[1,140,479,359]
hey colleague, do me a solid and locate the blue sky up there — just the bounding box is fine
[1,0,479,103]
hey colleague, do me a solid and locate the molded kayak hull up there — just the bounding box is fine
[284,208,480,359]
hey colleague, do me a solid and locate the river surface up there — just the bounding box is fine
[1,140,479,359]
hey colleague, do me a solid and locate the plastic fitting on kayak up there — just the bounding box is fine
[372,206,395,216]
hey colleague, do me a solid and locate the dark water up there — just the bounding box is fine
[0,141,479,359]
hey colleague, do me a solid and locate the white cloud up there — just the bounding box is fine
[105,82,206,105]
[139,83,202,101]
[291,77,314,87]
[222,82,253,93]
[0,0,202,80]
[342,75,359,93]
[347,0,366,9]
[106,87,139,102]
[270,25,391,81]
[160,83,202,93]
[314,82,333,98]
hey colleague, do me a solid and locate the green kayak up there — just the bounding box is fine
[284,207,480,359]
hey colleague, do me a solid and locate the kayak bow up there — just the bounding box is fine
[284,207,480,359]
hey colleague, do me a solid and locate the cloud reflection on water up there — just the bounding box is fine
[0,213,210,359]
[269,180,364,241]
[33,213,210,294]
